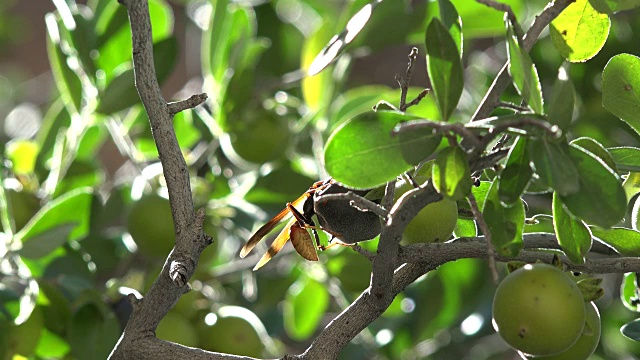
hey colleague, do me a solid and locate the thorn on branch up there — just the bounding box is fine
[167,93,208,115]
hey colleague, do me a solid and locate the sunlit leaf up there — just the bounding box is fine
[550,0,610,62]
[610,147,640,172]
[506,17,543,113]
[620,273,640,312]
[602,53,640,135]
[432,146,471,200]
[552,192,592,264]
[426,18,463,121]
[302,22,335,113]
[571,137,616,170]
[454,218,477,237]
[482,180,525,257]
[591,227,640,256]
[307,0,382,76]
[284,276,330,341]
[324,110,442,189]
[558,145,626,228]
[18,224,76,259]
[16,188,93,244]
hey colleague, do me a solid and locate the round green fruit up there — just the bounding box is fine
[198,308,265,357]
[156,311,199,348]
[394,181,458,244]
[223,113,290,164]
[492,264,586,356]
[127,194,175,258]
[519,302,601,360]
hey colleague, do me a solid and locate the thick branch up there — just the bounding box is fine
[471,0,574,120]
[110,1,212,359]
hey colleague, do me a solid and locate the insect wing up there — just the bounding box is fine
[290,223,319,262]
[253,218,296,271]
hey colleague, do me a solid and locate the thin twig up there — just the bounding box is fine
[497,101,531,113]
[396,47,422,111]
[167,93,208,115]
[394,120,483,150]
[476,0,524,39]
[471,0,574,121]
[468,193,499,284]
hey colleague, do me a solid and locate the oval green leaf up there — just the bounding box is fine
[529,139,579,196]
[437,0,463,56]
[506,18,543,113]
[284,276,330,341]
[426,18,463,121]
[558,145,626,228]
[591,227,640,256]
[621,319,640,341]
[620,273,640,312]
[547,65,575,132]
[499,136,532,205]
[609,146,640,172]
[552,192,592,264]
[550,0,610,63]
[432,146,471,200]
[571,137,617,170]
[324,110,442,189]
[602,53,640,134]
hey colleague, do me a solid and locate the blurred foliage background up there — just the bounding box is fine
[0,0,639,359]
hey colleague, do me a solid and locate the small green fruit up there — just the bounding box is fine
[127,194,175,258]
[394,180,458,244]
[156,311,199,347]
[493,264,586,356]
[198,307,265,357]
[519,302,600,360]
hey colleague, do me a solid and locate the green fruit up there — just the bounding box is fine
[223,113,290,164]
[127,194,175,258]
[198,307,265,357]
[156,311,199,347]
[519,302,601,360]
[395,180,458,244]
[493,264,586,356]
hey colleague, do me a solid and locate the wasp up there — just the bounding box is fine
[239,179,382,270]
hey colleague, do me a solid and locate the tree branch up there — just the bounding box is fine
[109,1,212,359]
[471,0,574,120]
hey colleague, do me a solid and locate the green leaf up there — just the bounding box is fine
[591,227,640,256]
[588,0,640,13]
[529,139,579,196]
[549,0,610,63]
[437,0,463,56]
[571,137,617,171]
[306,0,381,76]
[624,173,640,203]
[324,110,442,189]
[96,37,178,114]
[482,180,525,257]
[620,273,640,312]
[622,318,640,341]
[46,14,83,114]
[302,21,335,113]
[35,328,71,358]
[454,218,477,238]
[552,192,592,264]
[558,145,626,228]
[602,53,640,134]
[432,146,471,200]
[547,65,575,132]
[505,18,543,113]
[425,18,463,121]
[284,276,330,341]
[18,224,76,259]
[16,188,93,243]
[609,147,640,172]
[499,136,532,205]
[68,303,121,360]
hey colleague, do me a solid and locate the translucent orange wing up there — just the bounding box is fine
[240,192,310,258]
[290,223,319,262]
[253,218,296,271]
